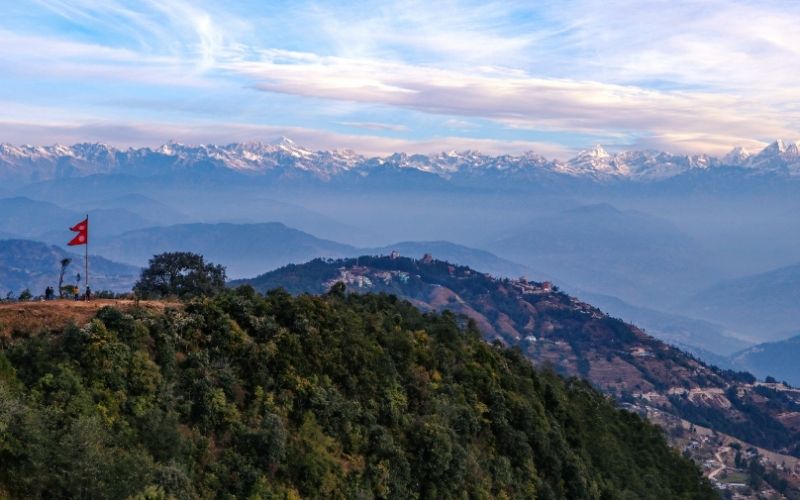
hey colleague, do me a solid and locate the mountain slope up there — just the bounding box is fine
[579,291,750,358]
[0,291,715,498]
[730,333,800,386]
[94,222,358,278]
[239,256,800,465]
[0,239,138,294]
[681,262,800,341]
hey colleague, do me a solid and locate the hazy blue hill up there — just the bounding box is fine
[486,203,724,305]
[578,291,751,357]
[76,193,192,225]
[15,175,378,245]
[15,171,262,209]
[333,163,456,191]
[41,207,155,246]
[95,222,359,278]
[15,174,147,205]
[0,239,138,295]
[731,333,800,385]
[179,194,378,246]
[0,197,159,243]
[0,197,78,238]
[681,262,800,341]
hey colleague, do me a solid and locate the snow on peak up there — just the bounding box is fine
[564,144,620,176]
[722,146,751,165]
[737,139,800,174]
[270,136,297,147]
[588,144,610,158]
[752,139,800,160]
[265,136,314,158]
[1,140,799,183]
[765,139,787,153]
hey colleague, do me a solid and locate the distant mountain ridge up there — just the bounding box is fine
[730,333,800,386]
[487,203,724,305]
[680,261,800,341]
[93,222,358,279]
[94,223,541,280]
[2,138,799,186]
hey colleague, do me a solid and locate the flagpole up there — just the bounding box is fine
[85,213,89,300]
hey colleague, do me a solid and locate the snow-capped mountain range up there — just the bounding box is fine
[1,137,799,185]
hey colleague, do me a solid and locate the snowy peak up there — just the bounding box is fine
[270,136,297,147]
[266,136,313,157]
[559,146,705,180]
[565,144,617,175]
[766,139,786,154]
[742,139,800,173]
[1,138,800,185]
[722,146,751,165]
[586,144,611,159]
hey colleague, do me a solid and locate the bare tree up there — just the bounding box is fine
[58,258,72,298]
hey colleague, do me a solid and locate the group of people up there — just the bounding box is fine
[43,286,92,301]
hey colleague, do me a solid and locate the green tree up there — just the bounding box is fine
[134,252,226,299]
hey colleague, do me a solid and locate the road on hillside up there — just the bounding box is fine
[708,447,729,481]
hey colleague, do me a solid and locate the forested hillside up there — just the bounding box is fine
[240,256,800,494]
[0,289,713,499]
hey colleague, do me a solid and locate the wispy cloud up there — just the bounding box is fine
[338,121,410,132]
[1,0,798,154]
[0,117,570,157]
[229,49,791,153]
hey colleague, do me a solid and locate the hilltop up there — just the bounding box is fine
[0,290,714,498]
[0,300,176,339]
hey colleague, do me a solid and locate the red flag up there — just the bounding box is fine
[67,217,88,246]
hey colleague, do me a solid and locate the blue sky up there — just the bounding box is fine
[1,0,798,157]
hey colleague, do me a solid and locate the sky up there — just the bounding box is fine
[1,0,799,157]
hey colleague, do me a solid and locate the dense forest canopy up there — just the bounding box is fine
[0,287,714,499]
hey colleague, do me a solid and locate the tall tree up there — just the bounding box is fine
[134,252,226,299]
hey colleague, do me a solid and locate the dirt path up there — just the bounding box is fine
[708,447,729,481]
[0,299,178,337]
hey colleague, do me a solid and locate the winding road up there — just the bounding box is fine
[708,447,729,481]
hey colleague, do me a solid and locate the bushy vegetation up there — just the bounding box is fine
[0,287,714,499]
[135,252,227,299]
